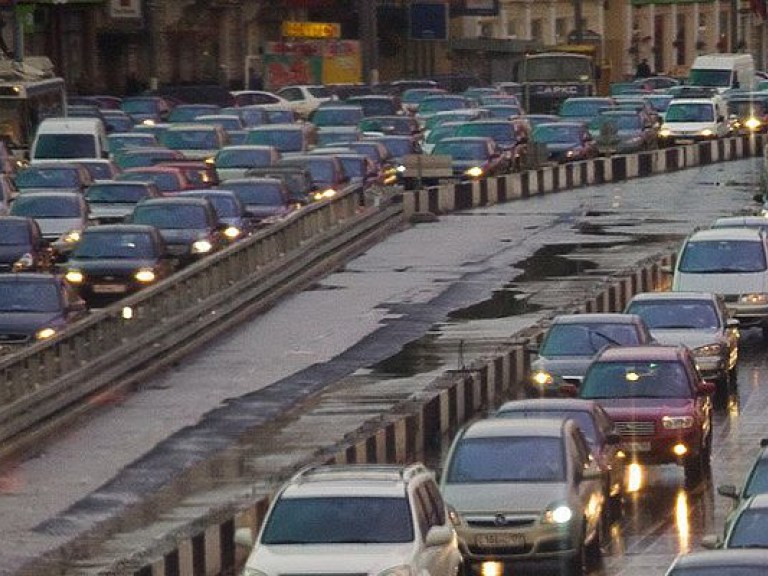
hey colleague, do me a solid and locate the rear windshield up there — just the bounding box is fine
[11,195,80,218]
[34,134,97,159]
[132,204,207,228]
[580,361,692,399]
[678,239,767,273]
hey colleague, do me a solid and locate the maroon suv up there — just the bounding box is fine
[572,345,714,485]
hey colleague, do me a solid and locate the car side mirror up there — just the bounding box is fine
[700,534,721,549]
[698,381,716,396]
[234,527,255,548]
[425,525,454,547]
[605,432,621,445]
[717,484,739,500]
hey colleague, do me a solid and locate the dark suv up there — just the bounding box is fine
[574,345,714,485]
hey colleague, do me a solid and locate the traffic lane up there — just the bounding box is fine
[0,160,760,568]
[594,329,768,575]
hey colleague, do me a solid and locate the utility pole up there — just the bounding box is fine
[731,0,739,51]
[359,0,379,84]
[573,0,584,42]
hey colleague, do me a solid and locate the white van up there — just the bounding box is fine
[658,96,729,144]
[689,53,756,93]
[29,117,109,164]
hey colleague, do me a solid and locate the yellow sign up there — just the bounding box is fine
[282,21,341,39]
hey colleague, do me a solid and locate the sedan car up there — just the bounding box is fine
[575,345,714,485]
[159,123,229,160]
[0,216,52,272]
[127,196,227,266]
[431,136,510,180]
[558,97,615,124]
[532,122,599,163]
[84,181,163,224]
[178,189,250,242]
[219,177,297,226]
[527,313,655,397]
[63,224,175,305]
[494,398,625,519]
[214,145,281,181]
[440,417,604,576]
[0,273,87,348]
[117,166,197,195]
[589,110,659,155]
[665,549,768,575]
[454,118,530,171]
[625,291,739,407]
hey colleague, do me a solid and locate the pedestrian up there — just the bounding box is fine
[636,59,652,78]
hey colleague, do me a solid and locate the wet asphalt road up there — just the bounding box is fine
[2,157,768,574]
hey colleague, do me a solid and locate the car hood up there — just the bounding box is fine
[591,397,694,419]
[244,542,416,574]
[442,482,567,514]
[0,311,64,335]
[673,271,768,294]
[649,328,724,349]
[68,258,158,273]
[532,356,594,378]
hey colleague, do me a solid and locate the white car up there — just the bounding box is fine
[237,463,463,576]
[275,84,335,117]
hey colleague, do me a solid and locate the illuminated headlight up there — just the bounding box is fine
[659,128,671,137]
[396,164,406,173]
[35,327,57,340]
[142,119,156,126]
[191,239,213,254]
[746,117,761,130]
[693,343,724,356]
[565,150,575,158]
[204,157,215,166]
[531,370,554,386]
[223,226,241,240]
[59,229,81,244]
[376,565,415,576]
[543,504,573,524]
[13,253,34,271]
[699,128,714,137]
[740,293,768,305]
[464,166,484,179]
[662,415,694,429]
[480,562,503,576]
[313,188,337,201]
[65,269,84,284]
[134,268,156,283]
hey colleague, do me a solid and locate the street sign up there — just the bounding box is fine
[281,20,341,39]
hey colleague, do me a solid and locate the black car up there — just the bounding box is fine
[0,273,87,348]
[0,216,53,272]
[218,177,297,226]
[127,197,227,266]
[178,189,252,242]
[63,224,175,306]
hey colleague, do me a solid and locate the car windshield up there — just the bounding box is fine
[308,86,332,98]
[216,149,273,168]
[74,232,154,259]
[457,123,513,142]
[560,100,611,117]
[132,205,207,229]
[121,99,159,114]
[626,300,720,329]
[419,97,468,114]
[678,240,767,273]
[163,130,220,150]
[496,409,597,446]
[432,140,488,160]
[539,323,641,356]
[33,134,97,159]
[228,183,284,206]
[11,196,80,218]
[0,222,29,244]
[533,125,583,143]
[16,168,80,189]
[247,129,303,152]
[260,496,413,544]
[580,361,692,399]
[86,184,150,203]
[665,104,715,122]
[484,105,521,118]
[0,280,61,312]
[445,436,565,483]
[80,162,115,180]
[593,114,643,131]
[426,124,462,144]
[109,135,157,152]
[312,108,362,126]
[744,459,768,497]
[266,110,295,123]
[168,106,220,122]
[188,194,239,217]
[688,69,732,88]
[728,509,768,547]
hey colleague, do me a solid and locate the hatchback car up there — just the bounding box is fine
[532,122,599,163]
[85,181,162,224]
[574,345,714,485]
[214,145,281,181]
[63,224,174,305]
[494,398,625,519]
[625,291,739,406]
[117,166,196,195]
[671,227,768,339]
[0,216,52,272]
[589,110,659,155]
[440,417,604,576]
[219,177,296,226]
[527,313,655,397]
[0,273,87,348]
[237,463,462,576]
[431,136,510,180]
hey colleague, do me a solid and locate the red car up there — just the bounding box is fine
[117,166,197,196]
[572,345,715,485]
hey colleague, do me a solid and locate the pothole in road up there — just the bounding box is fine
[513,244,599,281]
[448,287,541,320]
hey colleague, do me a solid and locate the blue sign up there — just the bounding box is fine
[409,2,448,41]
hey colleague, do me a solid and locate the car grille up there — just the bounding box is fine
[0,333,31,345]
[467,543,533,555]
[466,516,536,528]
[615,421,655,436]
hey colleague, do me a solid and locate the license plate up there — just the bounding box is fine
[678,138,694,144]
[92,284,127,294]
[622,441,651,452]
[475,533,525,547]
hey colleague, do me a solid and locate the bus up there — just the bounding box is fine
[515,52,597,114]
[0,63,66,157]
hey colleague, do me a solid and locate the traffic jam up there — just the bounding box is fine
[4,48,768,576]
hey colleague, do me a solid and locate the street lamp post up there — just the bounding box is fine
[359,0,378,84]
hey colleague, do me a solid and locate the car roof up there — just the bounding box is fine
[552,313,642,324]
[279,464,428,499]
[461,417,566,439]
[688,227,765,241]
[595,345,684,362]
[713,216,768,226]
[628,291,717,303]
[497,398,600,413]
[671,549,768,568]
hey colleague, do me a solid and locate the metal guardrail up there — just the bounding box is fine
[0,184,405,455]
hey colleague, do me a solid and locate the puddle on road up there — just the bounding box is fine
[369,330,445,377]
[513,244,598,281]
[448,287,541,320]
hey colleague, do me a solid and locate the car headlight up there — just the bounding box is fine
[134,268,156,283]
[659,128,671,137]
[565,150,575,158]
[35,327,57,340]
[224,226,241,240]
[693,343,724,357]
[191,239,213,254]
[746,117,762,130]
[58,229,82,244]
[313,188,337,201]
[396,164,406,173]
[13,253,34,271]
[699,128,714,137]
[531,370,554,386]
[739,293,768,305]
[662,415,694,429]
[542,504,573,524]
[464,166,484,178]
[377,565,415,576]
[65,269,84,284]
